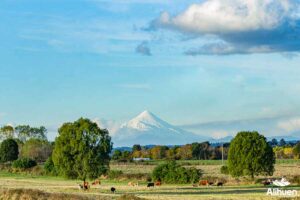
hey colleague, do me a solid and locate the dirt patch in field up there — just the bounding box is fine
[0,188,112,200]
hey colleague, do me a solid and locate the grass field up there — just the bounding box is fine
[0,160,299,200]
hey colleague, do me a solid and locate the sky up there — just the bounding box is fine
[1,0,300,140]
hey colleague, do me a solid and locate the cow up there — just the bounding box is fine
[155,181,161,186]
[199,180,209,186]
[262,179,272,186]
[208,182,214,186]
[92,179,101,185]
[111,187,116,193]
[147,182,155,187]
[192,184,198,187]
[83,181,89,190]
[128,182,138,186]
[217,182,223,187]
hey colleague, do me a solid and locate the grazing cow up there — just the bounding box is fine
[199,180,209,186]
[128,182,138,186]
[83,181,89,190]
[111,187,116,193]
[92,179,101,185]
[147,182,155,187]
[262,179,272,186]
[155,181,161,186]
[208,182,214,186]
[192,184,198,187]
[217,182,223,186]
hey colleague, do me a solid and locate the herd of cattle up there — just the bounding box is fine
[78,179,226,193]
[78,178,274,193]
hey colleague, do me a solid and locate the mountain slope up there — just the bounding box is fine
[112,111,210,147]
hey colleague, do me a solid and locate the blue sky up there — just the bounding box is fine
[1,0,300,140]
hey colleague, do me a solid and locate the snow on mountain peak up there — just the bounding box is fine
[121,110,169,131]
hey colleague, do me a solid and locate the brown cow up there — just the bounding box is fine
[92,179,101,185]
[199,180,209,186]
[83,181,90,190]
[128,182,138,186]
[155,181,161,186]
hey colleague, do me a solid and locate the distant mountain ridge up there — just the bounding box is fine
[112,110,210,147]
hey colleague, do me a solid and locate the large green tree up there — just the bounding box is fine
[228,131,275,179]
[52,118,112,181]
[0,138,19,163]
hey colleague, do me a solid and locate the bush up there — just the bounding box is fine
[152,161,202,184]
[44,156,57,175]
[220,165,229,174]
[12,158,37,169]
[108,170,123,179]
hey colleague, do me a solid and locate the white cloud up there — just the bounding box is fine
[157,0,296,34]
[278,118,300,132]
[150,0,300,55]
[93,118,120,136]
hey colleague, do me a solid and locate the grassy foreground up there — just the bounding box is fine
[0,160,299,200]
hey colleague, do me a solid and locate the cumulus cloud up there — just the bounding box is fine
[151,0,300,55]
[278,118,300,132]
[135,41,152,56]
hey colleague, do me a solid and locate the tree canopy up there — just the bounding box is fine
[52,118,113,181]
[0,138,19,163]
[228,131,275,179]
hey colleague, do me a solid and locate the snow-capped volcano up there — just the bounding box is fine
[121,110,177,131]
[113,110,210,147]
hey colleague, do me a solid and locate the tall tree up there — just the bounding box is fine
[132,144,142,152]
[228,131,275,179]
[52,118,112,181]
[279,138,286,147]
[0,138,19,163]
[293,142,300,159]
[0,125,14,141]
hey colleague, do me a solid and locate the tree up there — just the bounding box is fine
[191,142,210,160]
[293,142,300,159]
[15,125,47,142]
[132,144,142,152]
[0,125,14,141]
[112,150,122,160]
[228,131,275,179]
[52,118,112,181]
[0,138,19,163]
[271,138,278,146]
[177,145,193,160]
[279,138,286,147]
[21,138,53,162]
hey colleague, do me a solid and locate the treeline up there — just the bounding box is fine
[0,125,52,164]
[112,142,230,161]
[112,139,300,161]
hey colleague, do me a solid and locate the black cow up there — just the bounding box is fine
[111,187,116,193]
[147,182,155,187]
[217,182,223,186]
